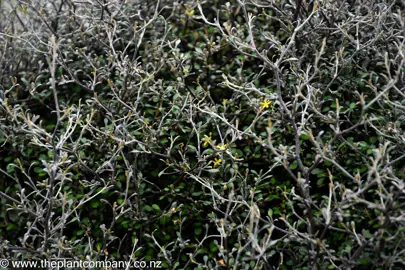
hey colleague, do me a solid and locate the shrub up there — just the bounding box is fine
[0,0,404,269]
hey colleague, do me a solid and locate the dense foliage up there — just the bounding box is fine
[1,0,405,269]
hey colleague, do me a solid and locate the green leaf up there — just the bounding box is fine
[91,200,100,208]
[311,168,323,175]
[82,217,89,225]
[187,145,197,153]
[115,181,122,189]
[367,149,374,155]
[195,228,202,235]
[359,141,368,148]
[300,133,310,140]
[34,167,44,174]
[152,204,160,211]
[46,123,56,131]
[268,209,273,217]
[317,178,325,186]
[209,241,218,252]
[6,224,16,230]
[363,230,373,239]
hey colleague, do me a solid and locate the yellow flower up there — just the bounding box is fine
[186,9,195,18]
[203,133,212,147]
[216,144,227,151]
[222,99,228,106]
[213,158,222,167]
[260,99,272,110]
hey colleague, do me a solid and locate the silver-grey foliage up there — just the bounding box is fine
[0,0,405,269]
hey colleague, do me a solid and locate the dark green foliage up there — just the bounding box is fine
[0,0,405,269]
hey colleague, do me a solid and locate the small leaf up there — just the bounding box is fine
[317,178,325,186]
[300,133,310,140]
[34,167,44,173]
[6,224,16,230]
[209,241,218,252]
[91,200,100,208]
[363,230,373,239]
[268,209,273,217]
